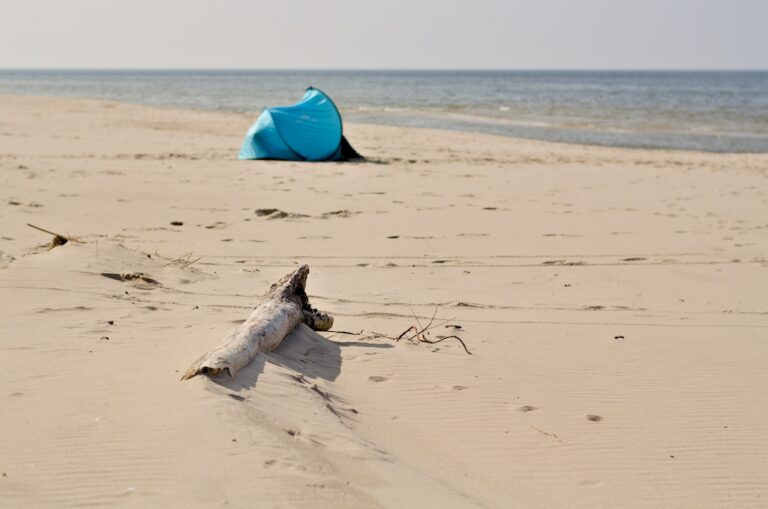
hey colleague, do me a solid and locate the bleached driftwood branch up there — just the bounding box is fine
[181,264,333,380]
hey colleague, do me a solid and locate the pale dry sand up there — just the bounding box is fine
[1,95,767,508]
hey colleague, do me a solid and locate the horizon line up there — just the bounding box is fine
[1,67,767,73]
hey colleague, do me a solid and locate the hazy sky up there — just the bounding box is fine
[1,0,766,69]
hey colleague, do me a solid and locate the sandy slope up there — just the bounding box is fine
[1,95,767,508]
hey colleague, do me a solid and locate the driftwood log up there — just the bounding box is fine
[181,265,333,380]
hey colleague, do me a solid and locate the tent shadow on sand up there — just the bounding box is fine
[238,87,364,162]
[211,324,392,392]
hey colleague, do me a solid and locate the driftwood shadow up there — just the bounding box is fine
[211,324,390,391]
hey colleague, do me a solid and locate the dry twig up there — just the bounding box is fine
[27,223,83,249]
[152,251,201,270]
[327,307,472,355]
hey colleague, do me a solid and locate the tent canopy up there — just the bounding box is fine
[238,88,360,161]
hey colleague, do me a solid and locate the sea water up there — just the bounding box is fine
[1,70,766,153]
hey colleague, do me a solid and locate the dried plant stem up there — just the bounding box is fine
[27,223,82,248]
[327,307,472,355]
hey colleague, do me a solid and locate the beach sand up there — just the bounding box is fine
[1,94,767,508]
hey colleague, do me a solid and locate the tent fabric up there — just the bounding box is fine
[239,87,360,162]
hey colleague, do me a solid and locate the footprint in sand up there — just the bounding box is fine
[101,272,161,287]
[519,405,538,412]
[320,209,357,219]
[586,414,602,422]
[368,376,388,383]
[255,208,308,220]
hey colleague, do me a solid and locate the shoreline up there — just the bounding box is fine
[1,89,766,155]
[1,94,767,507]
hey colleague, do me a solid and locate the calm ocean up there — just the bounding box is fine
[1,70,766,153]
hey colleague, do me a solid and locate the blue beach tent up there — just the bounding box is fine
[238,87,362,161]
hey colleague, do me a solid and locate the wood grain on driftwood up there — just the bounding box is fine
[181,265,333,380]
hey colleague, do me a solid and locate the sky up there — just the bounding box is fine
[1,0,766,70]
